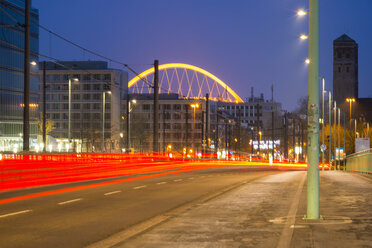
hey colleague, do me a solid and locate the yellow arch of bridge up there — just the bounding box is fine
[128,63,243,103]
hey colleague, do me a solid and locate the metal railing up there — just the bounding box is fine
[346,149,372,173]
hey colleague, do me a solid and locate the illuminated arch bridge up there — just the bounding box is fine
[128,63,243,103]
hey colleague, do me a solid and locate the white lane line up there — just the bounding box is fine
[104,190,122,196]
[157,182,167,185]
[0,210,32,219]
[133,185,147,190]
[276,173,306,248]
[174,179,183,182]
[58,198,83,205]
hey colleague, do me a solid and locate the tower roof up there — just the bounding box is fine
[334,34,355,42]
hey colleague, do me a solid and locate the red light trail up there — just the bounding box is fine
[0,153,316,205]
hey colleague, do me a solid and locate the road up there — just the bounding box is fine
[0,166,292,248]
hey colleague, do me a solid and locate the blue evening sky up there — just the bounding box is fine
[32,0,372,111]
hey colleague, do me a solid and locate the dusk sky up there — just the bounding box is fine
[33,0,372,111]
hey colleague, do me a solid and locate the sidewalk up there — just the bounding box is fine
[110,171,371,248]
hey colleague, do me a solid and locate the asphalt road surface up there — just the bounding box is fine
[0,166,290,248]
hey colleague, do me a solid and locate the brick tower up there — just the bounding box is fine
[333,34,358,106]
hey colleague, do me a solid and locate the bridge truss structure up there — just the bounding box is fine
[128,63,243,103]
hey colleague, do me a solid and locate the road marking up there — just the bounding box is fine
[174,179,183,182]
[276,172,306,248]
[133,185,146,190]
[0,209,32,219]
[188,177,195,180]
[58,198,82,205]
[157,182,167,185]
[104,190,122,196]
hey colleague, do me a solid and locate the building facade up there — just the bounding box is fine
[333,34,372,124]
[126,91,283,157]
[126,94,206,153]
[41,61,128,152]
[0,0,39,152]
[333,34,359,106]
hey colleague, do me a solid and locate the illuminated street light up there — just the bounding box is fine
[30,61,37,66]
[297,9,307,16]
[258,131,262,155]
[305,58,310,64]
[346,98,356,124]
[299,34,308,40]
[127,97,137,152]
[68,76,79,150]
[102,91,112,152]
[190,103,200,153]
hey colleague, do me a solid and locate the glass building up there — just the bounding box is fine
[0,0,39,152]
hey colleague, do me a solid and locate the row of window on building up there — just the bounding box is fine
[46,73,111,82]
[46,93,110,101]
[46,103,111,110]
[52,122,111,130]
[139,104,203,111]
[46,83,111,91]
[46,112,111,120]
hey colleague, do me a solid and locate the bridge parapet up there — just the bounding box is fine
[346,149,372,173]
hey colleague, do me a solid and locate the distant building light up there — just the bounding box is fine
[20,103,39,108]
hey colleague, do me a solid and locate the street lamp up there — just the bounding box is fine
[321,78,325,171]
[102,91,111,152]
[120,132,124,152]
[334,101,337,171]
[297,9,308,16]
[346,98,355,127]
[328,91,332,170]
[68,76,79,151]
[190,103,200,152]
[258,131,262,155]
[305,58,310,64]
[299,34,308,40]
[126,98,136,152]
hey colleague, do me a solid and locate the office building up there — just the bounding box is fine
[0,0,39,152]
[41,61,128,152]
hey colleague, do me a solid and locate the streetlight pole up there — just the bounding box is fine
[42,61,46,152]
[68,78,71,148]
[306,0,320,219]
[322,77,325,171]
[328,92,332,170]
[126,98,136,152]
[190,103,199,153]
[258,131,262,156]
[102,91,111,152]
[338,108,341,170]
[346,98,355,128]
[343,112,346,170]
[354,119,357,140]
[23,0,30,152]
[334,101,337,171]
[68,77,79,152]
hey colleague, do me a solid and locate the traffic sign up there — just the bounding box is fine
[320,144,327,152]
